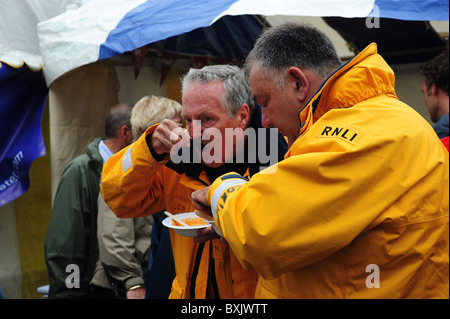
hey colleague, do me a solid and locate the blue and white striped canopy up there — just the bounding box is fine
[33,0,449,85]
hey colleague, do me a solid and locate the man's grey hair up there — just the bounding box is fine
[105,104,133,139]
[244,22,342,89]
[182,64,255,120]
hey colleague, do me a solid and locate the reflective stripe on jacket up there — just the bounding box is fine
[207,44,449,298]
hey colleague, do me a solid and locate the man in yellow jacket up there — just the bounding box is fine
[193,22,449,298]
[101,65,287,298]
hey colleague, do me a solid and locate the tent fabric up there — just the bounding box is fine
[0,63,48,208]
[38,0,450,86]
[0,0,447,85]
[148,15,263,59]
[36,0,375,85]
[374,0,449,21]
[37,0,147,86]
[99,0,239,60]
[0,0,86,70]
[324,17,447,65]
[48,60,118,200]
[214,0,374,20]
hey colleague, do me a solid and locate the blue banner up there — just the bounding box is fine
[0,62,48,207]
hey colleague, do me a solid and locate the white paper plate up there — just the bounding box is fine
[207,220,222,237]
[162,212,209,237]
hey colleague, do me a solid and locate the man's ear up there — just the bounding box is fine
[430,83,439,97]
[237,103,250,129]
[119,125,127,135]
[287,67,309,103]
[120,125,132,140]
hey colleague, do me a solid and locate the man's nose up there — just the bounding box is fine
[189,119,203,140]
[261,109,272,128]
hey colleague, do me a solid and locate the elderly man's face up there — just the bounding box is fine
[182,80,249,167]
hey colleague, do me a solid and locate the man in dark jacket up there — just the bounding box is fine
[421,51,449,151]
[44,104,133,298]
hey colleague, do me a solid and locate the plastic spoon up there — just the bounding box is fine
[164,211,189,227]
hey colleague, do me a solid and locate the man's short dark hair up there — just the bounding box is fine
[421,51,449,95]
[244,22,342,88]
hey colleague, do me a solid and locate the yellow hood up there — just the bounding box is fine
[295,43,396,144]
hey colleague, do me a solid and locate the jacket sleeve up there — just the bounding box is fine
[206,128,427,280]
[97,194,149,290]
[100,125,167,218]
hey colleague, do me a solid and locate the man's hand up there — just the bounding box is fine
[194,225,221,243]
[127,286,145,299]
[192,187,212,218]
[150,119,190,156]
[192,187,227,243]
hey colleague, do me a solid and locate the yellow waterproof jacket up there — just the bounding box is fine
[207,44,449,298]
[100,112,287,299]
[100,128,256,298]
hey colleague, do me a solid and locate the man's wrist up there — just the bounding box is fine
[128,285,144,291]
[209,173,247,219]
[145,133,166,161]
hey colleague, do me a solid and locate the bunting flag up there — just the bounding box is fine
[191,56,210,69]
[0,62,48,207]
[131,45,149,79]
[159,51,178,86]
[37,0,449,86]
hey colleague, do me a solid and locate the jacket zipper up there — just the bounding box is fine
[188,174,211,298]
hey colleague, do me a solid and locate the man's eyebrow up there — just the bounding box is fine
[188,111,214,119]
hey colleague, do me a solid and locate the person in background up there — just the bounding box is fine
[192,22,449,299]
[44,104,133,299]
[100,65,287,299]
[421,50,449,151]
[91,96,182,299]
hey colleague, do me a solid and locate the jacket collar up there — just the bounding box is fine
[283,44,398,158]
[297,43,396,138]
[86,137,104,174]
